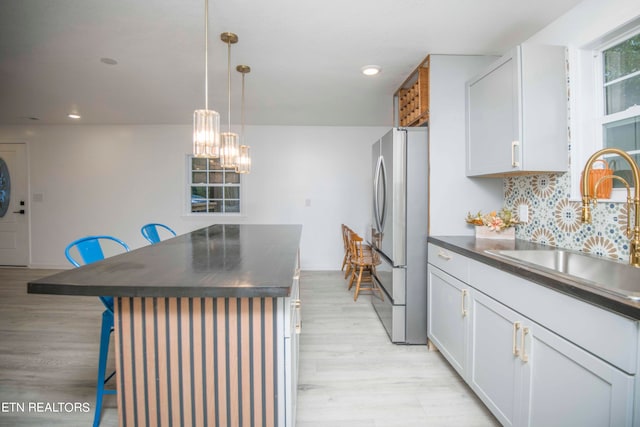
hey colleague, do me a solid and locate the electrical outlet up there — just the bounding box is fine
[518,204,529,223]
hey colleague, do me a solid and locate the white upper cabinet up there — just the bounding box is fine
[465,44,569,177]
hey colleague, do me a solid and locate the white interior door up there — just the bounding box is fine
[0,143,29,266]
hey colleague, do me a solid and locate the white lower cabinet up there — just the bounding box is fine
[469,290,522,426]
[469,290,634,427]
[427,267,469,376]
[522,321,634,427]
[280,255,301,427]
[427,243,637,427]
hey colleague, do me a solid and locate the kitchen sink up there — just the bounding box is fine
[485,249,640,301]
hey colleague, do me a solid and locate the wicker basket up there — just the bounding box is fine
[580,159,613,199]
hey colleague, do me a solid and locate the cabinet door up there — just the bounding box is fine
[521,322,634,427]
[466,44,568,176]
[283,264,301,427]
[469,290,523,427]
[466,48,520,176]
[427,266,469,377]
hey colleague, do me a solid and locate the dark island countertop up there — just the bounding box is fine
[429,236,640,320]
[28,224,302,298]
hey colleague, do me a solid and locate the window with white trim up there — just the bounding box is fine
[189,156,241,214]
[597,31,640,190]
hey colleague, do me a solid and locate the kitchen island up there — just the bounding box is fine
[28,224,302,427]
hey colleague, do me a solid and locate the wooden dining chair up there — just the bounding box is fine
[341,224,354,278]
[342,225,374,280]
[347,231,383,301]
[64,235,130,427]
[140,223,176,244]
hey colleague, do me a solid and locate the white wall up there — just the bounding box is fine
[428,55,504,236]
[526,0,640,47]
[0,124,386,269]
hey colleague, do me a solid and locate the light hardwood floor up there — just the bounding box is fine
[296,271,499,427]
[0,268,499,426]
[0,267,118,426]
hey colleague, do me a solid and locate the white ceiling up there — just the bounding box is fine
[0,0,584,127]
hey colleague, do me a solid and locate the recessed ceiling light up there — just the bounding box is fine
[361,65,381,76]
[100,57,118,65]
[68,113,81,119]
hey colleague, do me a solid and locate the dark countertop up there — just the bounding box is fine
[428,236,640,321]
[28,224,302,298]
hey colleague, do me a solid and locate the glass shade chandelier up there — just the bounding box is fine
[193,0,220,158]
[220,32,240,168]
[236,65,251,174]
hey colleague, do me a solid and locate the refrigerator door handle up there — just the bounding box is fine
[378,156,387,231]
[373,156,387,232]
[373,156,381,231]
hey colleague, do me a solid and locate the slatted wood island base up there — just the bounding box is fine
[28,224,302,427]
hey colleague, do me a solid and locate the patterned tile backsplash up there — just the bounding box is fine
[504,173,631,260]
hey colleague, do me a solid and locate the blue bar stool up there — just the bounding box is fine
[64,235,130,427]
[140,223,177,244]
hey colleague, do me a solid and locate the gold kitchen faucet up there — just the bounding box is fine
[581,148,640,267]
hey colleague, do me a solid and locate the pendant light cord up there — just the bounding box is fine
[204,0,209,111]
[241,73,245,142]
[227,40,232,132]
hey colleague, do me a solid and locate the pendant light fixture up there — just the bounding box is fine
[220,32,240,168]
[236,64,251,174]
[193,0,220,158]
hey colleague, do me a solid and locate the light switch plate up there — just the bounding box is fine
[518,204,529,223]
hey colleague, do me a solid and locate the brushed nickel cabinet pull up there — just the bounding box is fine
[520,327,530,362]
[293,299,302,334]
[511,141,520,167]
[512,321,521,356]
[437,250,452,261]
[461,289,468,317]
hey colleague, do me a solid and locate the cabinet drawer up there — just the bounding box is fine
[469,259,639,374]
[428,243,469,283]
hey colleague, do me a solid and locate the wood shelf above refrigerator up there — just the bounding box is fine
[394,55,430,127]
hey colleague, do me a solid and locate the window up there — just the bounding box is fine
[568,19,640,201]
[598,31,640,189]
[189,157,241,214]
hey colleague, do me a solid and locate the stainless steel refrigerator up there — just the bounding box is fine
[371,127,428,344]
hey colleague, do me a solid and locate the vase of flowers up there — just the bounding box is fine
[465,208,518,240]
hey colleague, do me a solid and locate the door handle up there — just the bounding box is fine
[511,141,520,167]
[373,157,382,231]
[13,209,25,214]
[292,299,302,334]
[379,158,387,230]
[512,321,521,357]
[461,289,468,317]
[520,327,530,363]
